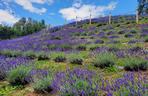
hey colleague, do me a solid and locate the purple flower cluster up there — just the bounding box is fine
[53,68,99,96]
[101,72,148,96]
[51,68,147,96]
[0,55,32,80]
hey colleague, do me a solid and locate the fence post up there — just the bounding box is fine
[109,12,112,24]
[136,10,139,24]
[89,13,92,25]
[76,16,78,27]
[89,9,92,25]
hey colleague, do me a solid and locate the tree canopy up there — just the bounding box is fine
[138,0,148,15]
[0,18,49,40]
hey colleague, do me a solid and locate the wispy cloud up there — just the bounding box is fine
[0,9,19,25]
[59,1,117,21]
[1,0,54,15]
[14,0,47,14]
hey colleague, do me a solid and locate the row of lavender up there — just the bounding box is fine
[1,61,148,96]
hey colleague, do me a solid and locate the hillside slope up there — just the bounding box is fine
[0,15,147,52]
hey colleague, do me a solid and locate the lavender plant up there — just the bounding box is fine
[123,57,148,71]
[7,65,32,86]
[92,52,117,68]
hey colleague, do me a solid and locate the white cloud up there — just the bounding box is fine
[1,0,54,14]
[59,2,117,21]
[0,9,19,25]
[14,0,47,14]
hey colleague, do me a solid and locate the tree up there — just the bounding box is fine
[138,0,148,15]
[0,17,48,40]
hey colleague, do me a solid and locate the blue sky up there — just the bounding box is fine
[0,0,138,26]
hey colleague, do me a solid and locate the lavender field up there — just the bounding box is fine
[0,15,148,96]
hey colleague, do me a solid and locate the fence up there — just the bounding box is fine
[65,10,148,27]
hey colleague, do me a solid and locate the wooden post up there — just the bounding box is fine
[136,10,139,24]
[109,12,111,24]
[89,13,92,25]
[89,9,92,25]
[76,16,78,26]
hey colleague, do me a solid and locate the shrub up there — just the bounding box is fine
[118,30,125,34]
[70,58,83,65]
[94,40,104,44]
[0,50,21,57]
[33,76,53,94]
[54,56,66,62]
[36,52,50,60]
[23,51,36,59]
[50,52,66,62]
[124,34,134,38]
[7,65,32,86]
[130,30,137,34]
[124,57,148,71]
[60,44,72,51]
[108,45,120,52]
[51,36,61,40]
[68,54,84,65]
[92,52,117,68]
[144,36,148,42]
[47,44,57,50]
[76,44,87,51]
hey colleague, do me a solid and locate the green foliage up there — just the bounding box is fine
[0,17,47,40]
[50,52,66,59]
[68,53,84,65]
[124,57,148,71]
[92,52,117,68]
[54,56,66,62]
[138,0,148,15]
[23,50,37,59]
[7,65,32,86]
[105,66,118,72]
[76,44,87,51]
[130,29,137,34]
[36,52,50,60]
[47,44,57,50]
[59,44,73,51]
[0,85,17,96]
[33,76,53,93]
[0,25,16,40]
[144,36,148,42]
[0,50,21,57]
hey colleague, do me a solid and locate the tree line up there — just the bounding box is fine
[0,17,49,40]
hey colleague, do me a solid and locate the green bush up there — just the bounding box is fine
[144,36,148,42]
[92,52,117,68]
[23,51,37,59]
[54,56,66,62]
[59,44,72,51]
[36,52,50,60]
[130,30,137,34]
[76,44,87,51]
[68,53,84,65]
[124,57,148,71]
[47,44,57,50]
[7,65,32,86]
[0,50,21,57]
[33,76,53,94]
